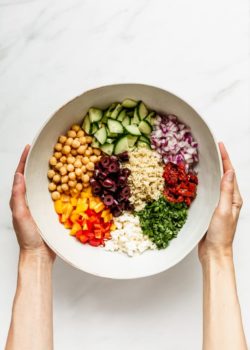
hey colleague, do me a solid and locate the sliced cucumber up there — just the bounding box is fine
[111,104,123,119]
[122,116,130,127]
[107,128,118,138]
[138,120,152,135]
[106,138,114,144]
[107,119,124,134]
[126,110,134,117]
[114,136,129,155]
[145,111,155,124]
[121,98,138,108]
[125,124,141,136]
[139,135,151,145]
[89,108,103,123]
[82,114,91,135]
[131,109,140,124]
[138,101,148,119]
[90,122,98,135]
[117,109,126,122]
[100,143,114,155]
[127,135,138,147]
[94,126,107,145]
[137,141,151,149]
[91,139,100,148]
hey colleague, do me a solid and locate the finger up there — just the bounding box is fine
[218,142,234,172]
[15,145,30,174]
[218,170,234,213]
[10,173,28,216]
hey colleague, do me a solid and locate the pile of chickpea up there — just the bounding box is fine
[48,124,101,200]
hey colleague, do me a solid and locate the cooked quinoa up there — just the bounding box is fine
[125,148,164,211]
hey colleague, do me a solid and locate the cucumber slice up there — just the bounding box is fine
[125,124,141,136]
[122,116,130,127]
[139,135,151,144]
[90,122,98,135]
[121,98,138,108]
[137,141,151,149]
[107,128,118,138]
[107,119,124,134]
[91,139,100,148]
[138,120,152,135]
[131,109,140,124]
[117,109,126,122]
[82,114,91,135]
[126,110,134,117]
[106,138,114,144]
[100,143,114,155]
[127,135,138,147]
[94,126,107,145]
[138,101,148,119]
[114,136,130,155]
[111,104,122,119]
[89,108,103,123]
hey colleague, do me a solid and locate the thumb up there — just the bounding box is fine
[218,170,234,214]
[11,173,28,215]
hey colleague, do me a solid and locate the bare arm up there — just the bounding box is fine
[199,143,247,350]
[5,146,56,350]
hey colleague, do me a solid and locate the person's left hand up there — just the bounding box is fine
[9,145,56,263]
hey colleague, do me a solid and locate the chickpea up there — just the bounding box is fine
[67,156,75,164]
[79,136,87,145]
[53,174,61,183]
[57,185,62,193]
[68,172,76,181]
[61,194,70,202]
[72,139,80,149]
[68,180,77,188]
[61,183,69,192]
[67,130,77,138]
[66,137,73,146]
[61,175,69,184]
[86,136,92,144]
[87,171,93,178]
[59,135,67,144]
[82,156,89,165]
[76,183,83,192]
[77,145,86,154]
[82,174,90,183]
[90,155,98,163]
[51,191,60,200]
[62,145,71,155]
[54,143,62,151]
[77,130,84,137]
[74,159,82,168]
[60,156,67,164]
[48,182,57,191]
[49,156,57,166]
[66,163,74,172]
[81,165,86,173]
[71,124,80,132]
[85,149,92,157]
[55,162,63,170]
[75,168,82,177]
[54,152,62,159]
[71,149,77,156]
[47,169,55,179]
[86,162,94,171]
[60,166,67,176]
[83,183,89,188]
[93,148,101,156]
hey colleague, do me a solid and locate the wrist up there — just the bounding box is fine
[200,247,233,268]
[19,249,54,269]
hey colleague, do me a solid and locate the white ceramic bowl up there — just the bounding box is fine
[25,83,222,279]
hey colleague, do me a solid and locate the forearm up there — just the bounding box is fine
[5,251,54,350]
[202,252,247,350]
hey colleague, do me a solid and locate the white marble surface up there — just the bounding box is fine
[0,0,249,348]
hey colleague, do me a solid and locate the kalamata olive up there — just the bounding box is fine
[99,171,108,180]
[102,178,115,188]
[109,183,117,192]
[103,195,114,206]
[117,152,129,162]
[108,162,119,173]
[111,207,122,217]
[92,183,102,195]
[110,155,118,162]
[89,178,97,185]
[118,175,127,186]
[120,186,131,199]
[124,201,134,211]
[100,156,110,169]
[121,168,131,178]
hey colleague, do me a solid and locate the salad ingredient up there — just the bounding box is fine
[48,124,101,200]
[151,115,198,169]
[163,162,198,207]
[105,213,156,257]
[54,187,115,246]
[125,148,164,211]
[91,154,132,217]
[137,196,188,249]
[81,99,156,155]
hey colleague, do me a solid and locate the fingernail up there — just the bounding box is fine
[14,173,22,184]
[225,170,234,182]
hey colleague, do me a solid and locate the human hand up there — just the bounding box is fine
[199,142,243,264]
[10,145,56,263]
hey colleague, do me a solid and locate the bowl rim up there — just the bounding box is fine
[24,82,223,279]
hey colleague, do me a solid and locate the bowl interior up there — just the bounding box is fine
[25,84,222,279]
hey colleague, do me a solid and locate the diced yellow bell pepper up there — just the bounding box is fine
[61,194,70,203]
[89,198,98,210]
[70,223,82,236]
[64,220,73,229]
[110,223,116,231]
[54,200,63,214]
[82,222,88,230]
[62,203,73,220]
[94,202,105,213]
[71,197,78,206]
[70,213,80,223]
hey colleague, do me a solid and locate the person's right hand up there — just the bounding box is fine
[199,142,243,264]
